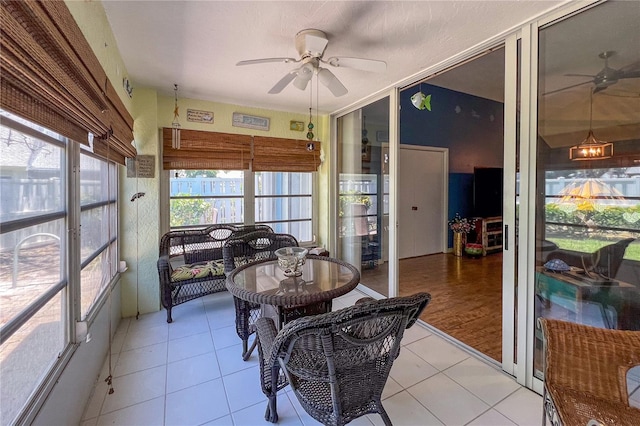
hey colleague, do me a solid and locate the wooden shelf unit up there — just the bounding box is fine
[481,216,503,256]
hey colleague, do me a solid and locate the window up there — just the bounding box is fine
[0,112,119,423]
[170,170,315,243]
[80,152,118,318]
[255,172,313,241]
[170,170,245,227]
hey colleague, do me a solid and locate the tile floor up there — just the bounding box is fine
[81,289,544,426]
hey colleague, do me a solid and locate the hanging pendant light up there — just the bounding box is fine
[569,89,613,160]
[171,84,181,149]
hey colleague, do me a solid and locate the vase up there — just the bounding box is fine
[453,233,465,257]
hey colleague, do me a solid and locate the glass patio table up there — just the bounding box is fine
[226,255,361,327]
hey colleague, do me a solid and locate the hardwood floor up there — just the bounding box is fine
[360,253,504,362]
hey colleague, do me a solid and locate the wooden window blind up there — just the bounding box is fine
[0,0,136,164]
[161,128,321,172]
[252,136,321,172]
[162,128,252,170]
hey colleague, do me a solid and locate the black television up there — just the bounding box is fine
[473,167,503,218]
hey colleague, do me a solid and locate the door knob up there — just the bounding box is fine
[412,206,418,210]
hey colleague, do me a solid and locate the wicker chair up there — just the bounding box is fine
[545,238,635,279]
[539,318,640,426]
[255,292,431,424]
[223,230,299,360]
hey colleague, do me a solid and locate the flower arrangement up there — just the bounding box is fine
[448,213,475,234]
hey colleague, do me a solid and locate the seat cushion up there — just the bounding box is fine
[171,260,225,282]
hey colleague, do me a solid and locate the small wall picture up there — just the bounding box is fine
[290,121,305,131]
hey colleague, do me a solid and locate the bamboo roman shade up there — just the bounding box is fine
[252,136,321,172]
[162,128,321,172]
[0,0,136,164]
[162,128,252,170]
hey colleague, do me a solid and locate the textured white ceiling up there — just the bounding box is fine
[101,0,563,114]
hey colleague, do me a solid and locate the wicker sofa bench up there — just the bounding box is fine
[157,224,271,323]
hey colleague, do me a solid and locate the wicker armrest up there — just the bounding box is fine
[355,297,376,305]
[256,317,279,362]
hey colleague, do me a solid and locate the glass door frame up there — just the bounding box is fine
[518,0,603,393]
[330,91,398,298]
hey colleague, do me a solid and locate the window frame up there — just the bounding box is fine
[169,169,317,245]
[0,113,120,424]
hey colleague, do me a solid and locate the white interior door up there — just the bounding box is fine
[399,147,447,259]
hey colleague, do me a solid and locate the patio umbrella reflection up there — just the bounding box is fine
[556,178,628,211]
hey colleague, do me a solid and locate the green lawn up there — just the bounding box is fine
[546,237,640,261]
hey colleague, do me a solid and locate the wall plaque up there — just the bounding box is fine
[232,112,270,131]
[187,108,214,123]
[126,155,155,178]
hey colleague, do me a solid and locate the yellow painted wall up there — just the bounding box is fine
[67,0,332,317]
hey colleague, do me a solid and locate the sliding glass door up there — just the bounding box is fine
[336,97,391,297]
[531,0,640,383]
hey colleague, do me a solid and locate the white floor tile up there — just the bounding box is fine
[401,323,432,345]
[389,346,439,388]
[166,351,221,393]
[101,366,166,414]
[443,357,520,405]
[216,343,260,376]
[287,391,324,426]
[114,342,167,377]
[80,417,98,426]
[202,414,234,425]
[81,288,553,426]
[110,329,127,354]
[207,308,237,330]
[165,379,230,426]
[121,323,168,352]
[467,408,517,426]
[407,373,490,426]
[168,315,210,340]
[96,396,164,426]
[222,366,267,413]
[406,334,470,371]
[232,394,302,426]
[212,324,243,350]
[335,290,367,307]
[381,376,403,401]
[82,383,106,421]
[369,391,443,426]
[167,331,215,363]
[127,310,168,332]
[493,387,543,426]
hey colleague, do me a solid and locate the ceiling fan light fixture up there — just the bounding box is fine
[569,131,613,160]
[569,89,612,161]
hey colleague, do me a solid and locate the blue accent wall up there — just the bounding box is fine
[400,84,504,248]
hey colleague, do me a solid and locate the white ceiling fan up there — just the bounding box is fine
[236,29,387,97]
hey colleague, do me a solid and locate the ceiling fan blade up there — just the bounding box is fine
[621,70,640,79]
[236,57,299,66]
[564,73,596,78]
[325,56,387,73]
[541,80,592,96]
[593,85,608,94]
[268,72,297,94]
[318,68,348,97]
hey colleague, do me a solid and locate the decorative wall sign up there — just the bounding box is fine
[232,112,270,131]
[126,155,155,178]
[290,120,305,131]
[187,109,214,123]
[376,130,389,142]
